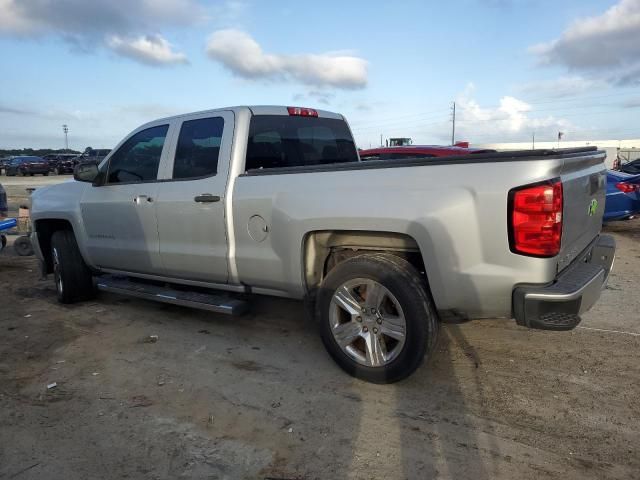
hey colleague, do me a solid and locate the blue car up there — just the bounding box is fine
[604,170,640,222]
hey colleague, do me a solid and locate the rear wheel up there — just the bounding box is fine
[43,171,49,176]
[316,253,439,383]
[51,230,96,303]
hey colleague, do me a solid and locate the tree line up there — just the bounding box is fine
[0,148,81,158]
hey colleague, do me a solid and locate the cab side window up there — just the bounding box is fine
[173,117,224,179]
[106,125,169,184]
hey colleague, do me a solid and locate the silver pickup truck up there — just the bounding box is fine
[30,105,615,383]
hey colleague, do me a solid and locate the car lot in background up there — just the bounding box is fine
[618,158,640,174]
[359,145,497,160]
[4,156,50,176]
[44,153,79,174]
[75,148,111,166]
[0,181,7,216]
[0,157,11,174]
[604,170,640,222]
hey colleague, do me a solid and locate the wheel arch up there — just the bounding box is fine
[302,229,436,305]
[34,218,75,274]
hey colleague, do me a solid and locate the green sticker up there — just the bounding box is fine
[588,199,598,216]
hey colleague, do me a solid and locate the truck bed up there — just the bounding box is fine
[243,147,602,176]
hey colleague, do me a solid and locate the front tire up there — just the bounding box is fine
[51,230,96,303]
[316,253,439,384]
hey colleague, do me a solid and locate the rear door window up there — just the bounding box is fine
[245,115,358,170]
[173,117,224,179]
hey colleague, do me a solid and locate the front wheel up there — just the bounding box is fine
[316,253,439,383]
[51,230,96,303]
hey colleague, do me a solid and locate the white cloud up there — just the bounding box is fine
[0,0,205,36]
[107,35,188,66]
[518,75,607,98]
[622,97,640,108]
[454,84,572,140]
[206,29,368,89]
[531,0,640,85]
[0,0,204,65]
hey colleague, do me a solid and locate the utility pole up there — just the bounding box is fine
[532,132,535,150]
[62,124,69,151]
[450,102,456,146]
[380,134,383,147]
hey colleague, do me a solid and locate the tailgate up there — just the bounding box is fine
[558,150,607,272]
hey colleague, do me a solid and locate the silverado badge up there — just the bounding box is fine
[588,199,598,216]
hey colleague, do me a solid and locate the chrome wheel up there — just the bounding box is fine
[52,247,63,295]
[329,278,407,367]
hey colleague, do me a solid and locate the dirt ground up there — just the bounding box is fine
[0,177,639,479]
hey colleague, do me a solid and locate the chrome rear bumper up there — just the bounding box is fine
[513,235,615,330]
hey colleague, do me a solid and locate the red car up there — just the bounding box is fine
[359,145,496,161]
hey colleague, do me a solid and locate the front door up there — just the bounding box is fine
[80,124,170,274]
[154,112,234,283]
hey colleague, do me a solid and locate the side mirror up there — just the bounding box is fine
[74,162,100,184]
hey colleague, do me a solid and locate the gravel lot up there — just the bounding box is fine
[1,176,639,479]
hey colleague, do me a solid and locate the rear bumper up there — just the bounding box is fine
[513,234,615,330]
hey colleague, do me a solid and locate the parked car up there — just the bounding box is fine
[359,145,496,160]
[5,156,50,176]
[0,157,11,174]
[30,105,614,383]
[0,181,7,217]
[604,170,640,222]
[617,158,640,175]
[75,149,111,167]
[45,154,79,174]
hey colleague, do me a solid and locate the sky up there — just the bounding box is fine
[0,0,639,150]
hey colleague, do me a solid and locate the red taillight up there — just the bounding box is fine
[509,180,563,257]
[615,182,640,193]
[287,106,318,117]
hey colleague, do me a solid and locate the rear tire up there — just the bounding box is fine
[316,253,439,383]
[51,230,95,303]
[43,172,49,176]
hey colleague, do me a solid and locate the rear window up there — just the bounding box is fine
[245,115,358,170]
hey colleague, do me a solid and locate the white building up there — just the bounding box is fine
[478,139,640,169]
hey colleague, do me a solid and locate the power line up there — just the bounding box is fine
[348,89,640,133]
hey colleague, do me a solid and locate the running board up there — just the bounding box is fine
[96,275,249,315]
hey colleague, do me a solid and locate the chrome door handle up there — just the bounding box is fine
[134,195,153,204]
[194,194,220,203]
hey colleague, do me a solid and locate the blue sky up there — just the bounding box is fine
[0,0,638,150]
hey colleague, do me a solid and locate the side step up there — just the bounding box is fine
[96,275,249,315]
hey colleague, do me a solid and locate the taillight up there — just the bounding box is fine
[287,106,318,117]
[509,180,563,257]
[615,182,640,193]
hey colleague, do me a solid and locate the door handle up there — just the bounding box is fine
[134,195,153,204]
[194,194,221,203]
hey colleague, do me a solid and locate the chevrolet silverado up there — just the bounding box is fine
[30,106,615,383]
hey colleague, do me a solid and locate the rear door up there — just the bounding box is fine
[558,151,607,271]
[154,110,234,283]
